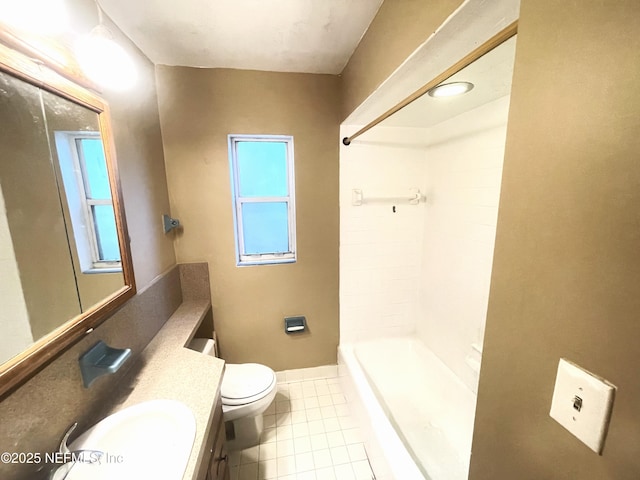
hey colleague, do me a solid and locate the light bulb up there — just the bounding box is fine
[76,25,137,91]
[427,82,474,98]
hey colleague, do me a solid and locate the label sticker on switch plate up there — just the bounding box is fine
[549,358,616,454]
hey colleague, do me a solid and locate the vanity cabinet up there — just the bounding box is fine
[196,395,230,480]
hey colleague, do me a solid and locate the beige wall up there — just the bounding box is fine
[340,0,463,120]
[470,1,640,479]
[99,12,177,289]
[156,67,340,370]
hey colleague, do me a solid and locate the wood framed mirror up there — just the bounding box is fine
[0,28,135,398]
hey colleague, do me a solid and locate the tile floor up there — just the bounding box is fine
[228,375,375,480]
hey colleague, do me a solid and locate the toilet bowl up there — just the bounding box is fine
[221,362,277,450]
[221,363,277,421]
[189,338,277,449]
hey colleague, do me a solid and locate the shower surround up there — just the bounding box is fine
[339,95,510,479]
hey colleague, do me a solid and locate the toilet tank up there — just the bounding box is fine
[188,336,219,357]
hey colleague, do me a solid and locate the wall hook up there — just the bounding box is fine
[163,214,181,233]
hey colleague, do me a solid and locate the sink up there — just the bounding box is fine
[59,399,196,480]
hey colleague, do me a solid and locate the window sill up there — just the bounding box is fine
[82,267,123,275]
[237,257,296,267]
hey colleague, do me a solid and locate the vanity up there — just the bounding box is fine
[45,296,230,480]
[107,298,230,480]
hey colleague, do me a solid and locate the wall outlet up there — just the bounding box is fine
[549,358,616,454]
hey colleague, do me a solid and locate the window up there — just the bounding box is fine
[229,135,296,265]
[55,131,121,273]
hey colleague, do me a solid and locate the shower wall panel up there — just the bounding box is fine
[417,95,511,393]
[339,126,428,343]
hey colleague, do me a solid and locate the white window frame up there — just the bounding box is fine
[228,134,297,266]
[55,131,121,273]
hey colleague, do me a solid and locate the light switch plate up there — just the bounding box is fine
[549,358,616,454]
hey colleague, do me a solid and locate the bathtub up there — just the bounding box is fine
[338,337,477,480]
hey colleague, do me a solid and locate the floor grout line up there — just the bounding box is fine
[229,374,375,480]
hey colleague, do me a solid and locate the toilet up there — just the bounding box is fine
[189,337,277,450]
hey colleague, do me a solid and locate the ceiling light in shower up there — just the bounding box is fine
[427,81,474,98]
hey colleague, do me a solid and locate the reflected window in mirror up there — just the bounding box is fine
[55,131,121,273]
[39,87,126,312]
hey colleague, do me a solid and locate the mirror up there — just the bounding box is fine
[0,34,135,397]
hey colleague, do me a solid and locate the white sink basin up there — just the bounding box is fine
[60,399,196,480]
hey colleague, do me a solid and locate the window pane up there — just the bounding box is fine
[241,202,289,254]
[92,205,121,262]
[78,138,111,200]
[237,141,288,197]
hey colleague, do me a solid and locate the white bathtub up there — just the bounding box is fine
[338,337,477,480]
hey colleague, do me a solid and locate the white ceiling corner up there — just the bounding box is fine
[99,0,383,74]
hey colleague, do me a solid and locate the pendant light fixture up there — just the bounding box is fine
[76,1,136,91]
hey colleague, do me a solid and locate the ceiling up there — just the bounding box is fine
[99,0,383,74]
[380,37,516,128]
[380,35,517,128]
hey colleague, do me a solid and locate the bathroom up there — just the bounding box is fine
[0,0,639,479]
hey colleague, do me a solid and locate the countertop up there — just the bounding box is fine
[110,299,225,480]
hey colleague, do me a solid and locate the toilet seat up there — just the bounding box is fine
[222,363,276,406]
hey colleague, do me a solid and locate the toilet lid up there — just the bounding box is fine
[222,363,275,405]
